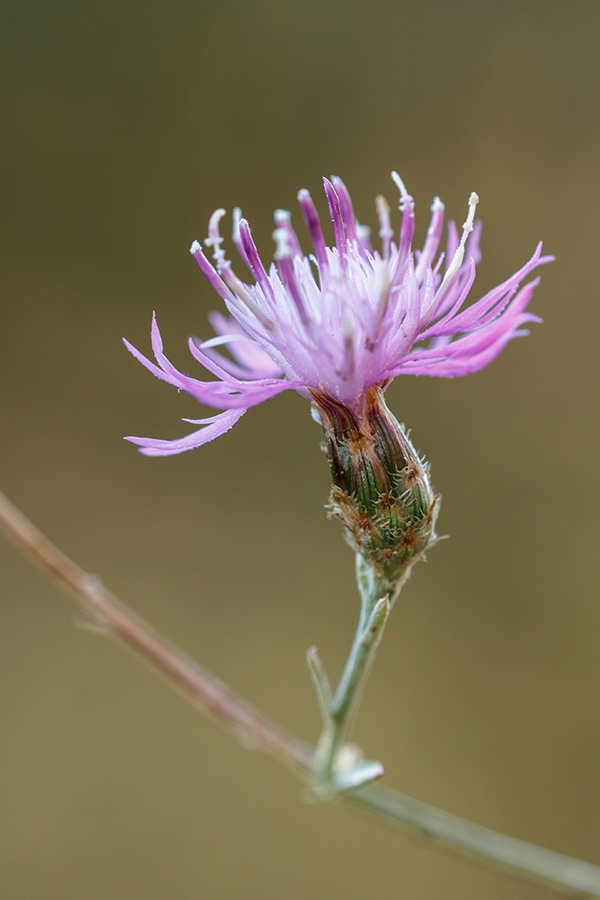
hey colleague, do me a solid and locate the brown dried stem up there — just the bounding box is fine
[0,490,313,776]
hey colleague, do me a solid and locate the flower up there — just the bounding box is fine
[124,172,551,456]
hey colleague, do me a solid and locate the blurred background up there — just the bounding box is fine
[1,1,599,898]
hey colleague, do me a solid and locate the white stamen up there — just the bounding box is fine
[232,207,242,245]
[274,209,292,226]
[373,258,391,340]
[203,209,275,332]
[465,192,479,230]
[391,170,410,204]
[273,226,291,260]
[376,194,392,260]
[204,209,228,271]
[199,334,254,350]
[436,192,479,295]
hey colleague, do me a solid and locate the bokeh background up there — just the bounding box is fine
[1,1,599,898]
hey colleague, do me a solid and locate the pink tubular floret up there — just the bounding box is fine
[124,172,552,455]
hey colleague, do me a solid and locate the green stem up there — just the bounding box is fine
[312,555,395,786]
[347,784,600,898]
[3,489,600,897]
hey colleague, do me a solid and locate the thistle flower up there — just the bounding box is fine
[124,172,551,458]
[125,172,551,581]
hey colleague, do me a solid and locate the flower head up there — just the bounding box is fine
[124,172,551,456]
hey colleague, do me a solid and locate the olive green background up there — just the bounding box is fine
[1,2,599,898]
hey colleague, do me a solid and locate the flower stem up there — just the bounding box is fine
[2,488,600,897]
[311,588,390,787]
[309,553,421,791]
[347,785,600,898]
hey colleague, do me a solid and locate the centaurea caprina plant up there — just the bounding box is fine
[125,172,551,790]
[4,168,600,893]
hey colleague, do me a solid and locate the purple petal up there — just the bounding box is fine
[125,408,247,456]
[415,196,445,283]
[123,334,178,387]
[237,219,276,302]
[323,178,347,258]
[190,240,236,303]
[297,189,328,273]
[330,177,359,246]
[127,171,552,456]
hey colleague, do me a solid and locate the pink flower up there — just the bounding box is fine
[124,172,551,456]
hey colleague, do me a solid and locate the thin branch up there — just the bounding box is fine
[2,488,600,898]
[349,786,600,898]
[0,490,313,776]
